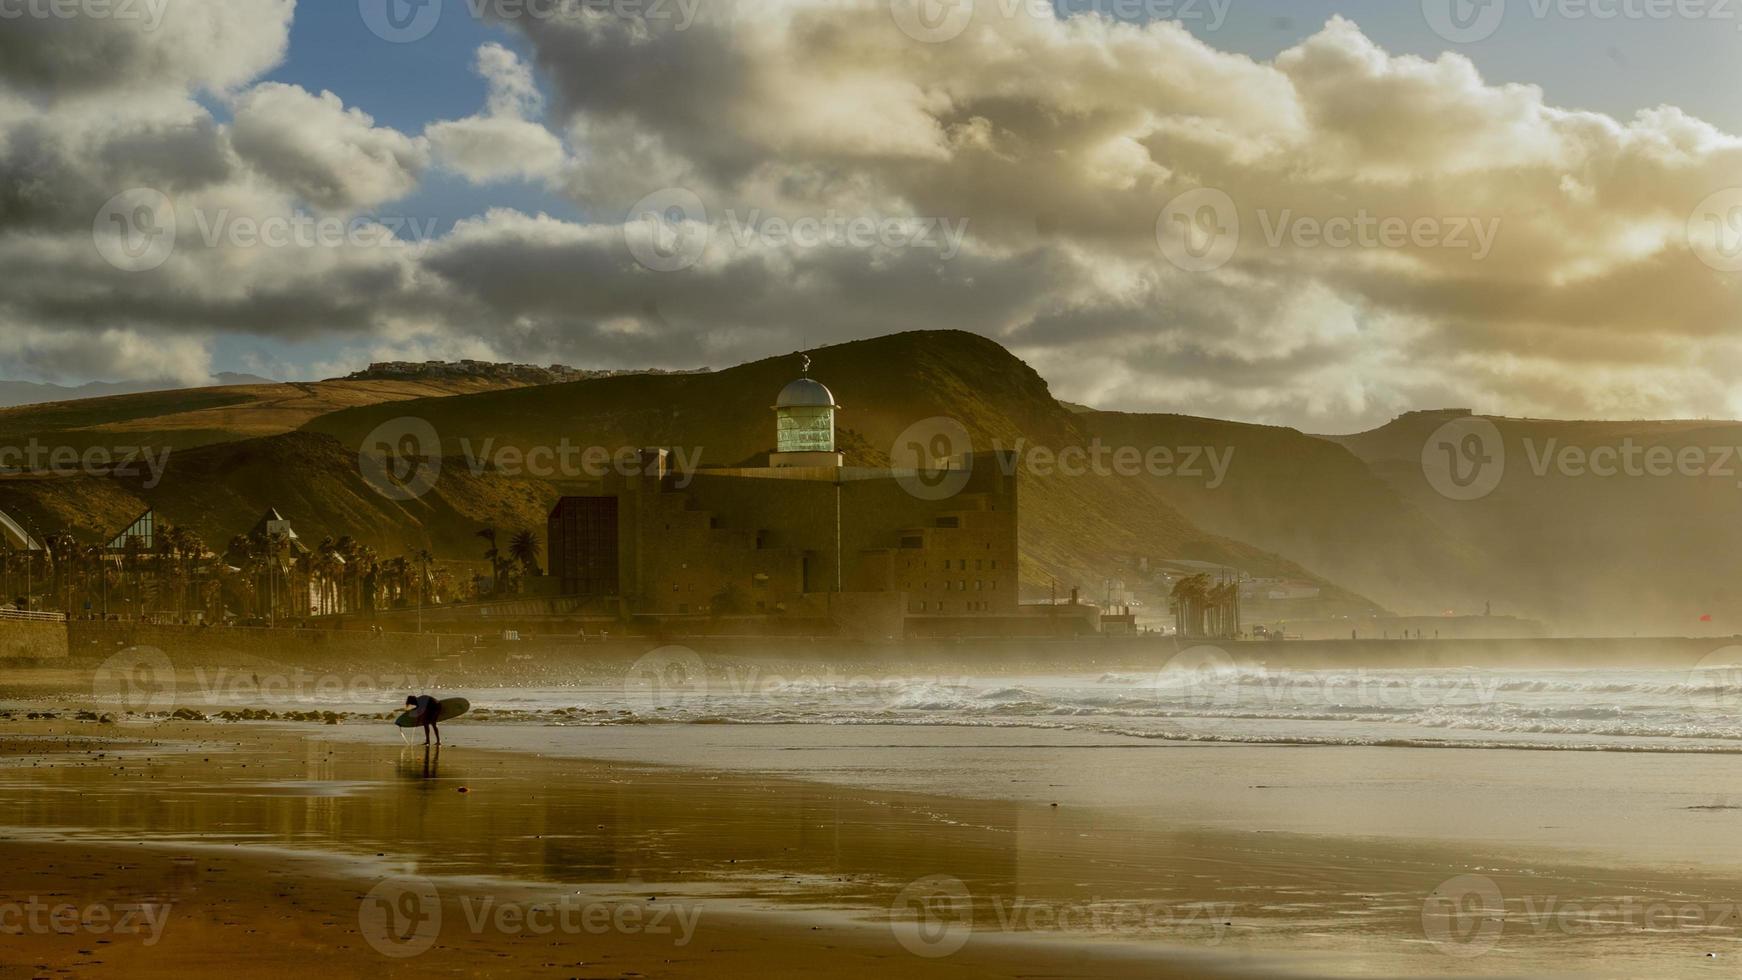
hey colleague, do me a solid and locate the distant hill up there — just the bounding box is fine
[1326,411,1742,633]
[344,360,708,385]
[5,332,1737,632]
[0,431,555,559]
[0,377,553,454]
[303,331,1372,611]
[0,373,274,409]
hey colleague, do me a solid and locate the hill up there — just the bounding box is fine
[1327,411,1742,633]
[0,377,545,455]
[0,431,555,559]
[303,331,1372,610]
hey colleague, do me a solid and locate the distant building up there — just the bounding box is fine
[547,357,1020,631]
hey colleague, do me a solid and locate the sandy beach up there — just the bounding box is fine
[5,653,1742,978]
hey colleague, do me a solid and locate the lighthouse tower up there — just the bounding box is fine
[769,355,843,468]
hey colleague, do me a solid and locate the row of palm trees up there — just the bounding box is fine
[475,527,542,598]
[1170,573,1241,638]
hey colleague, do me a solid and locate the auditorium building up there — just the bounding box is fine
[547,359,1023,635]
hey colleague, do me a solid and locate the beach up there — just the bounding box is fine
[5,653,1742,977]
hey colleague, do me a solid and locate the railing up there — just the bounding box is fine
[0,609,67,623]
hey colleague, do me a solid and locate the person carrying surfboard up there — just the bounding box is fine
[405,694,442,745]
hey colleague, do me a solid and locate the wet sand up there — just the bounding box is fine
[0,721,1297,978]
[10,638,1742,980]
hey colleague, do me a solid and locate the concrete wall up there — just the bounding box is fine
[66,622,477,663]
[0,619,68,659]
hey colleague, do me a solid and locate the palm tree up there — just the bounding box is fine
[476,527,501,596]
[508,529,541,576]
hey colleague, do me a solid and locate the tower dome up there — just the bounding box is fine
[771,355,842,466]
[776,377,838,410]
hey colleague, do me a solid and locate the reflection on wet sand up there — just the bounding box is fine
[5,725,1742,976]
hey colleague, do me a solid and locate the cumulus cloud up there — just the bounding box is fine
[4,1,1742,427]
[426,44,569,184]
[0,0,292,97]
[230,84,429,211]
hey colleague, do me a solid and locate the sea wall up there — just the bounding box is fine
[66,622,480,664]
[0,618,68,659]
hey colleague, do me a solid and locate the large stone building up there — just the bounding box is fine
[548,359,1020,631]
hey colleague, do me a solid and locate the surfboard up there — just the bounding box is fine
[395,697,471,728]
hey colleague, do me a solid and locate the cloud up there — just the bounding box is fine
[231,83,428,211]
[4,3,1742,429]
[0,0,292,97]
[426,44,568,184]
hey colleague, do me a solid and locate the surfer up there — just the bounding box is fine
[405,694,442,745]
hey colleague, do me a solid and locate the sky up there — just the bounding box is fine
[2,0,1741,431]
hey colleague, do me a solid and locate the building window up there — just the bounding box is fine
[936,516,960,528]
[901,536,923,549]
